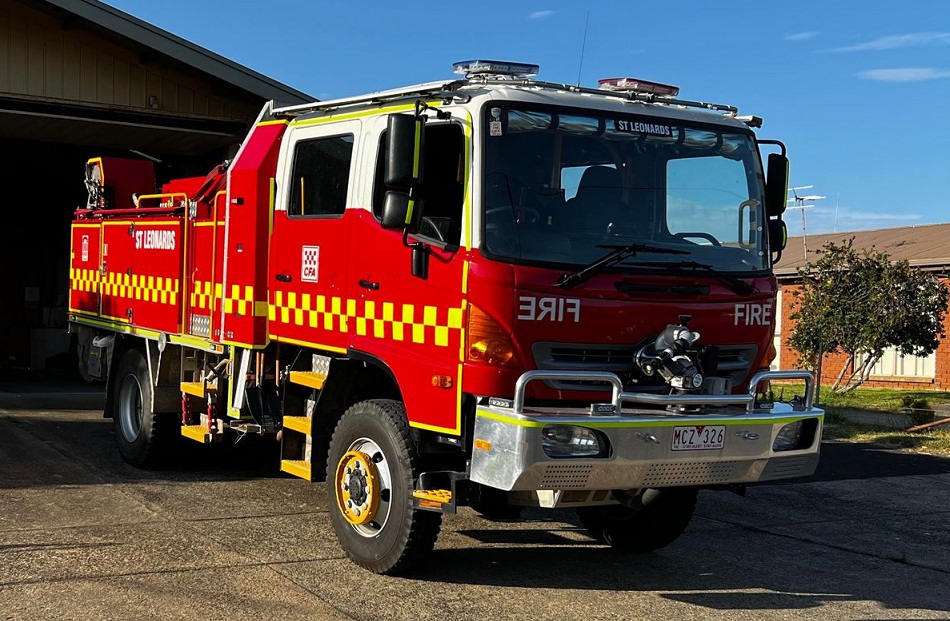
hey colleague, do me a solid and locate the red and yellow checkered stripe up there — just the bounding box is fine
[269,292,464,347]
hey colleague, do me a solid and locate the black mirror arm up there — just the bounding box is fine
[402,229,431,280]
[415,100,451,120]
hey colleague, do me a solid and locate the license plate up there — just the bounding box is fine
[672,425,725,451]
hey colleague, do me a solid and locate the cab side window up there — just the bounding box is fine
[373,123,464,245]
[289,134,354,217]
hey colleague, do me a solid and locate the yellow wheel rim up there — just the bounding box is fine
[335,450,380,526]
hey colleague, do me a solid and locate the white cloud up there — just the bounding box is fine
[857,68,950,82]
[830,32,950,52]
[785,31,820,42]
[528,10,554,19]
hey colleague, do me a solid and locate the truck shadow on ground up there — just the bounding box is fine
[784,440,950,482]
[411,534,948,615]
[0,415,285,489]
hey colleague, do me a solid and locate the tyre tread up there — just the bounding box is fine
[327,399,441,574]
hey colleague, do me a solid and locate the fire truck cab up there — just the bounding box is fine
[69,61,823,574]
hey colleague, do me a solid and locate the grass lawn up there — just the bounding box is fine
[774,384,950,457]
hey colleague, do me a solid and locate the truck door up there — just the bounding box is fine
[351,116,470,434]
[268,120,360,353]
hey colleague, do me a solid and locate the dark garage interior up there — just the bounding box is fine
[0,0,311,370]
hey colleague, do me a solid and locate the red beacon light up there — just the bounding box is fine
[598,77,680,97]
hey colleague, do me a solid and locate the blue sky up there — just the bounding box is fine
[104,0,950,235]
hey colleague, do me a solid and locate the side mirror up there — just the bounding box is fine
[381,109,430,280]
[768,218,787,260]
[381,191,424,232]
[765,152,789,218]
[385,114,425,188]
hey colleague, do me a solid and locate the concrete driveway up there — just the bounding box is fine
[1,387,949,620]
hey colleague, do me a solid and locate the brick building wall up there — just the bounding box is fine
[776,277,950,391]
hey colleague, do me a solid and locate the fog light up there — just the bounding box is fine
[773,421,803,451]
[541,425,604,458]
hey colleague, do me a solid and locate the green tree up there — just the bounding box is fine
[788,239,949,394]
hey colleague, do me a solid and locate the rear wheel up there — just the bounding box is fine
[577,487,698,552]
[113,349,179,468]
[327,399,441,574]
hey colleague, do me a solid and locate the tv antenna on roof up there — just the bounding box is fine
[787,186,825,261]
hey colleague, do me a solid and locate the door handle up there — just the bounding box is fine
[359,279,380,291]
[276,273,293,282]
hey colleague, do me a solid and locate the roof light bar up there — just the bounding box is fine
[453,60,540,78]
[598,77,680,97]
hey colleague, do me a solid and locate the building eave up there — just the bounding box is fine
[41,0,315,106]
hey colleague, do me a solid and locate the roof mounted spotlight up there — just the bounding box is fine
[598,77,680,97]
[453,60,540,79]
[737,115,764,128]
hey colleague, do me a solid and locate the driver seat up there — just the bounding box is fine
[567,166,628,234]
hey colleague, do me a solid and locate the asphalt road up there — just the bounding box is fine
[1,387,949,620]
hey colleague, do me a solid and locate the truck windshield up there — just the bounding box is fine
[482,105,769,275]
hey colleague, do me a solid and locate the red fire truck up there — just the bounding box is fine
[69,61,823,574]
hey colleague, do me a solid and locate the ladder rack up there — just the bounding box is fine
[271,76,740,119]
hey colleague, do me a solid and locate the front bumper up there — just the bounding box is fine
[469,370,823,492]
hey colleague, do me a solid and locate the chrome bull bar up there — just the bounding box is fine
[512,369,814,413]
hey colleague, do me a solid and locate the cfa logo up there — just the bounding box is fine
[517,296,581,323]
[301,245,319,283]
[734,302,772,326]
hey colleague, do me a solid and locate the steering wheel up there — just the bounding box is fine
[674,231,722,246]
[485,206,540,225]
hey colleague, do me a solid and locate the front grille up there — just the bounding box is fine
[532,342,758,392]
[548,345,638,366]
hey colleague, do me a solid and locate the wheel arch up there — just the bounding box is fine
[104,335,181,418]
[306,349,403,481]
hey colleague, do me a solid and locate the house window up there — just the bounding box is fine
[858,348,937,379]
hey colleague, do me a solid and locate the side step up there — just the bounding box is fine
[180,381,216,399]
[413,489,455,513]
[288,371,326,390]
[281,355,332,481]
[282,415,312,435]
[412,470,467,514]
[181,424,213,443]
[280,459,311,481]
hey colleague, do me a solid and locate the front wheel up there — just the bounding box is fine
[327,399,441,574]
[577,487,698,552]
[112,349,179,468]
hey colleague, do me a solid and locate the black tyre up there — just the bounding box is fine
[327,399,441,574]
[577,487,698,552]
[112,349,180,468]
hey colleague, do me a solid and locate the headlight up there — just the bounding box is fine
[773,421,803,451]
[541,425,606,458]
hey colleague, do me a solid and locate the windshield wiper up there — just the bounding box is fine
[555,242,688,290]
[625,260,758,296]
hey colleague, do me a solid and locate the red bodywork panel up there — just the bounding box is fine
[463,253,776,401]
[219,123,287,347]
